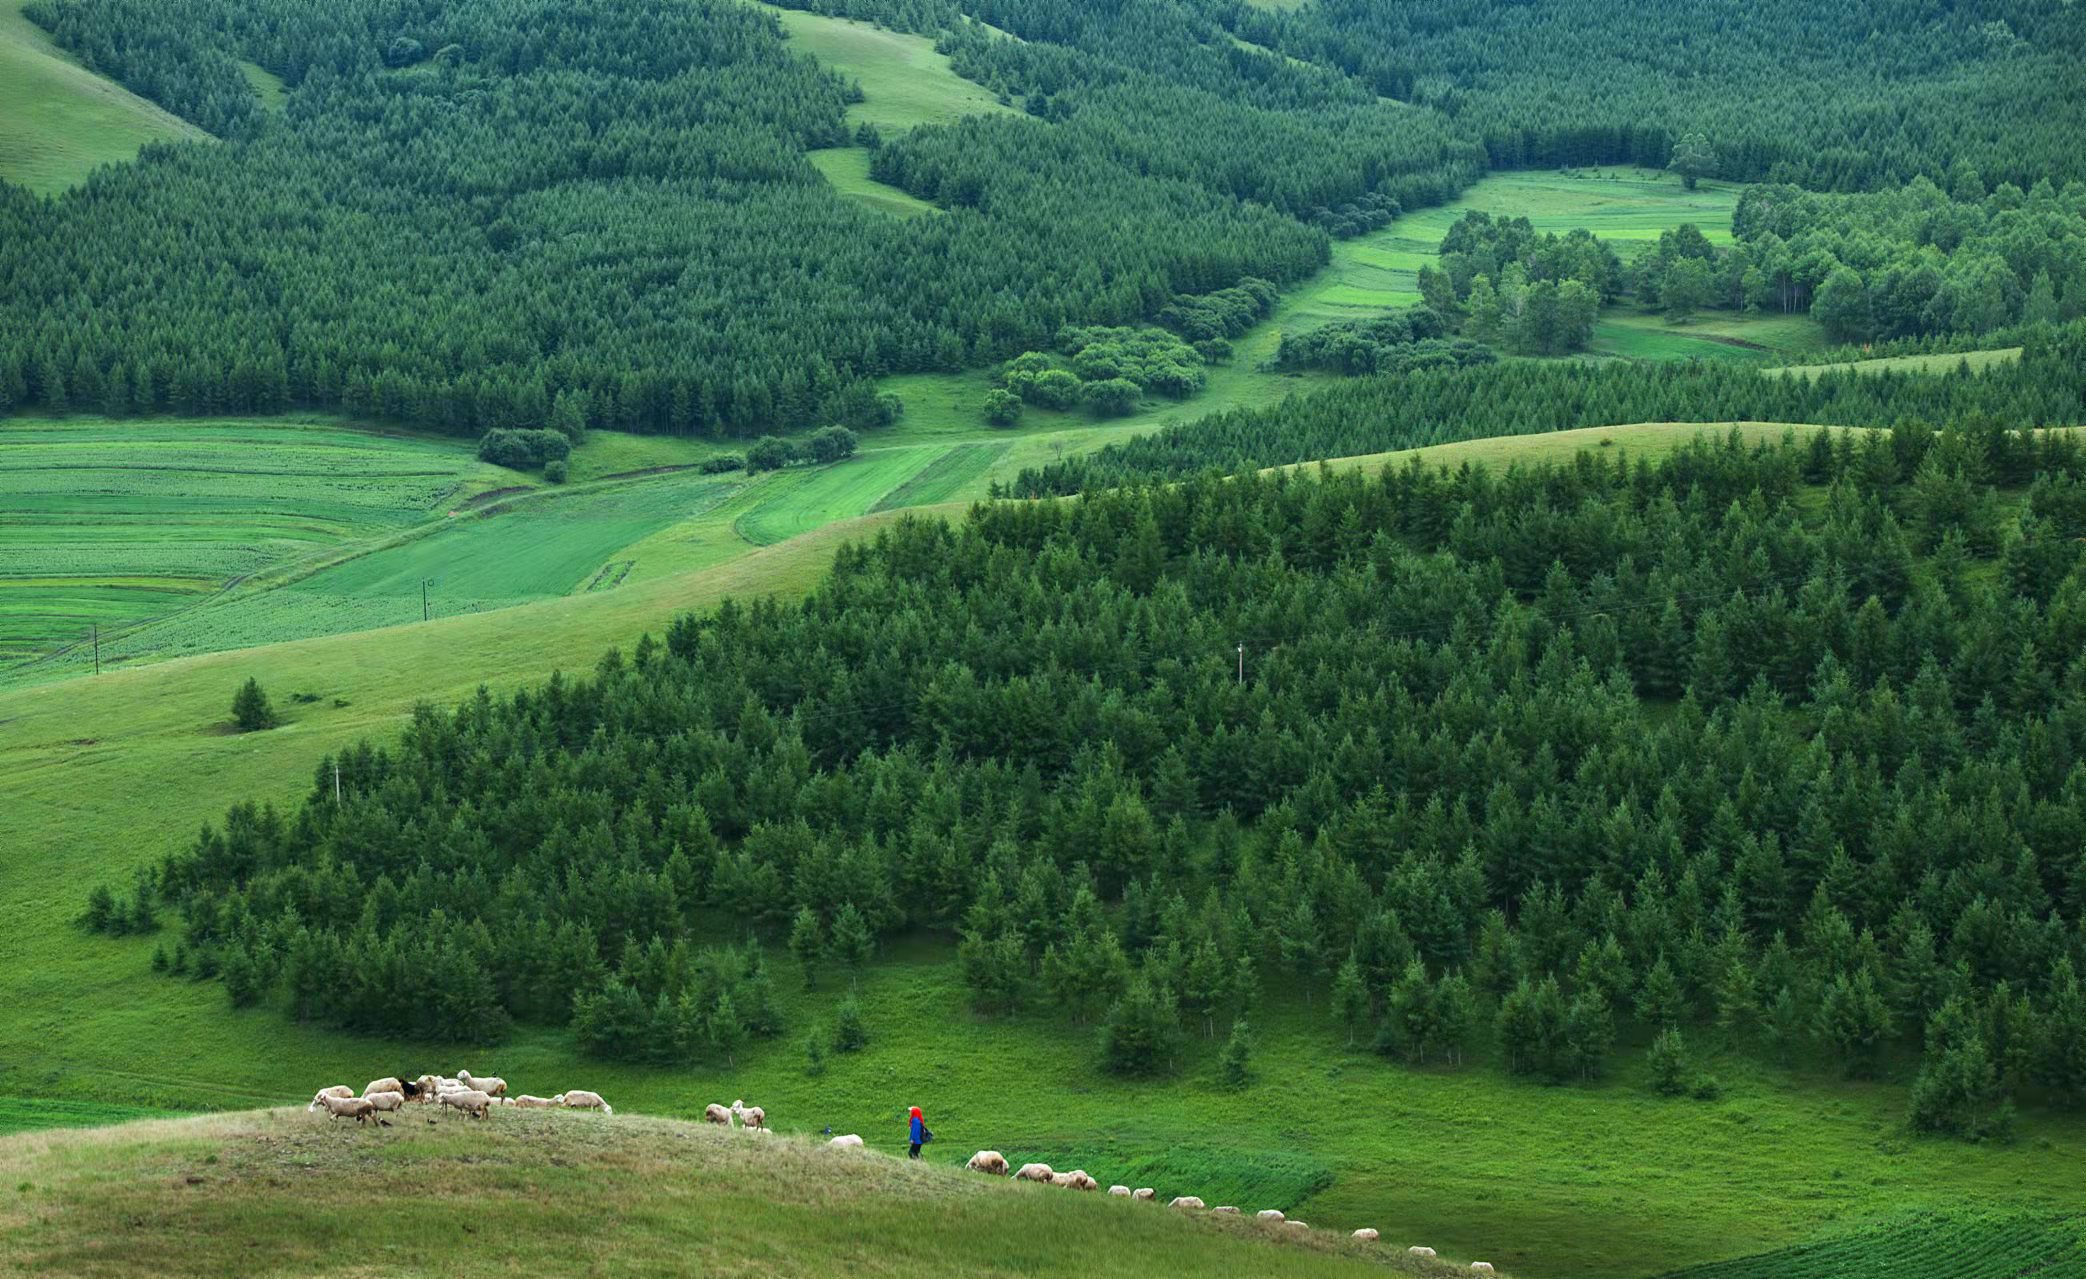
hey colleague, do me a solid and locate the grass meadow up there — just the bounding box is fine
[0,0,203,193]
[0,1110,1453,1279]
[761,2,1018,133]
[1766,346,2025,379]
[7,427,2086,1278]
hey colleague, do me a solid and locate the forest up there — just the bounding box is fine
[4,0,2081,441]
[1013,321,2086,495]
[100,420,2086,1136]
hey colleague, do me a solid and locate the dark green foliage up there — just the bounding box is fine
[832,995,869,1053]
[698,454,746,474]
[1219,1018,1253,1089]
[804,425,859,464]
[1018,323,2086,492]
[116,424,2086,1115]
[745,437,794,473]
[477,429,571,472]
[231,677,275,732]
[1277,306,1493,374]
[543,459,568,484]
[1647,1027,1693,1096]
[981,389,1022,428]
[1099,977,1184,1077]
[1654,1210,2086,1279]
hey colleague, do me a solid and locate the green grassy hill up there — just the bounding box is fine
[1653,1211,2086,1279]
[11,425,2086,1279]
[0,1109,1460,1278]
[0,0,203,192]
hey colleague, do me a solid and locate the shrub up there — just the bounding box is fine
[1081,377,1142,418]
[1010,368,1082,410]
[232,677,277,732]
[543,459,568,484]
[982,388,1023,428]
[477,428,571,471]
[1219,1018,1253,1089]
[1099,977,1184,1076]
[805,425,858,464]
[745,436,794,472]
[1648,1027,1693,1096]
[697,454,745,474]
[833,996,870,1053]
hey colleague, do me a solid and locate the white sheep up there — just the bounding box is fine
[1131,1188,1155,1201]
[364,1090,406,1115]
[1353,1228,1380,1242]
[1012,1163,1054,1183]
[730,1099,765,1129]
[555,1090,612,1115]
[827,1134,864,1149]
[703,1103,733,1126]
[1471,1265,1495,1274]
[458,1071,507,1098]
[1409,1247,1437,1259]
[317,1093,376,1125]
[363,1077,404,1098]
[511,1095,558,1108]
[1212,1206,1240,1214]
[308,1085,353,1112]
[1107,1185,1132,1197]
[439,1089,493,1120]
[967,1151,1010,1176]
[1285,1221,1309,1230]
[1168,1196,1205,1210]
[1257,1210,1286,1223]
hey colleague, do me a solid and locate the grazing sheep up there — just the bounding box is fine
[1471,1265,1495,1274]
[556,1091,612,1114]
[967,1151,1010,1176]
[1168,1197,1205,1210]
[827,1134,864,1149]
[1212,1206,1240,1214]
[439,1089,493,1120]
[363,1077,404,1098]
[407,1076,443,1103]
[1012,1163,1054,1183]
[1064,1170,1098,1191]
[511,1095,558,1108]
[1107,1185,1132,1198]
[1285,1221,1308,1230]
[1409,1247,1437,1259]
[364,1090,406,1115]
[308,1086,354,1112]
[703,1103,733,1126]
[1132,1188,1155,1201]
[318,1094,376,1125]
[1353,1228,1380,1242]
[730,1100,766,1129]
[458,1071,508,1098]
[1257,1210,1286,1223]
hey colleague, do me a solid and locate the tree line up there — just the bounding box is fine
[96,424,2086,1130]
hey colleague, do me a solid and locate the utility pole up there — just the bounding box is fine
[334,758,342,805]
[421,578,431,622]
[91,624,99,675]
[1237,642,1244,685]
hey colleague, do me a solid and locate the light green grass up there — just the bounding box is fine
[0,1109,1442,1279]
[734,449,939,544]
[1274,421,1851,479]
[757,2,1016,133]
[235,60,285,112]
[0,420,506,665]
[808,146,940,216]
[1766,347,2024,379]
[0,1097,172,1137]
[1589,308,1827,364]
[1653,1210,2086,1279]
[0,0,205,193]
[1396,167,1741,246]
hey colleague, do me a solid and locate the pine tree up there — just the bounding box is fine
[789,907,824,990]
[1816,970,1893,1079]
[832,995,870,1053]
[1331,950,1369,1046]
[1219,1017,1253,1089]
[1647,1027,1692,1096]
[231,677,277,732]
[830,902,874,973]
[1099,977,1184,1077]
[1564,988,1615,1081]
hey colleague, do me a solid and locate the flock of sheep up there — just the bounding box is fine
[306,1080,1493,1271]
[305,1071,611,1125]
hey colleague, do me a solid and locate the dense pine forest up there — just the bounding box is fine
[1014,322,2086,495]
[3,0,2080,438]
[117,427,2086,1134]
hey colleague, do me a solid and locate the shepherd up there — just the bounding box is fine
[907,1106,933,1160]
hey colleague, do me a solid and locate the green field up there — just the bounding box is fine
[0,1096,171,1137]
[1655,1211,2086,1279]
[808,146,941,216]
[1766,346,2024,379]
[0,0,204,193]
[0,1110,1445,1279]
[759,2,1018,133]
[0,421,512,666]
[7,426,2086,1279]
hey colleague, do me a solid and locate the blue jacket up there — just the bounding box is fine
[910,1116,926,1143]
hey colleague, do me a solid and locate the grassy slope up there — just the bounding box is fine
[1270,421,1848,477]
[1653,1210,2086,1279]
[1765,347,2024,379]
[0,1110,1446,1279]
[0,0,203,193]
[10,427,2086,1278]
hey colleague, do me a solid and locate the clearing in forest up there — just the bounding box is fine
[1766,346,2024,379]
[758,2,1016,133]
[0,0,203,193]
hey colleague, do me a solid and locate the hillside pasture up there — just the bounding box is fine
[1653,1210,2086,1279]
[758,2,1017,133]
[0,0,203,193]
[1766,346,2024,379]
[809,146,940,216]
[0,1109,1435,1279]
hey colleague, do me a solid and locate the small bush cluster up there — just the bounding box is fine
[477,427,572,472]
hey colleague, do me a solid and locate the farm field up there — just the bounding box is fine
[9,425,2086,1279]
[0,1110,1425,1279]
[0,0,203,193]
[0,420,509,668]
[1654,1211,2086,1279]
